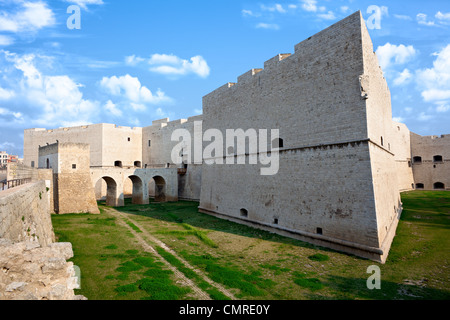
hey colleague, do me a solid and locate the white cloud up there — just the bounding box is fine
[340,6,350,14]
[242,9,259,17]
[63,0,104,10]
[0,50,98,127]
[125,55,145,66]
[317,11,336,20]
[100,74,170,105]
[255,22,280,30]
[0,1,55,33]
[393,117,405,123]
[0,87,15,99]
[436,104,450,113]
[393,69,413,86]
[128,53,210,78]
[104,100,122,117]
[261,4,286,14]
[0,107,22,120]
[417,13,435,26]
[416,44,450,104]
[301,0,318,13]
[376,43,416,71]
[148,54,210,78]
[0,35,13,46]
[436,11,450,21]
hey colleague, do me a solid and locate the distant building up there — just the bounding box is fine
[0,151,8,169]
[7,154,18,163]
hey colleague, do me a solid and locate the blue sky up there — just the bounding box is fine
[0,0,449,157]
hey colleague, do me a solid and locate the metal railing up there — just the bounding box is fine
[1,178,32,191]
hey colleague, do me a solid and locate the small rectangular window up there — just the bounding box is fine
[317,228,323,235]
[72,164,77,169]
[128,137,131,142]
[148,140,151,147]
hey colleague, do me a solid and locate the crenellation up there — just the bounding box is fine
[237,68,263,84]
[16,11,450,265]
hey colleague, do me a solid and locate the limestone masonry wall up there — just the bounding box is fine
[0,181,54,246]
[411,133,450,190]
[199,11,401,262]
[0,240,85,300]
[0,182,86,300]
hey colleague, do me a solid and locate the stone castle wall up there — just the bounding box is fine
[411,133,450,190]
[199,11,402,262]
[24,124,142,169]
[39,143,100,214]
[0,181,55,247]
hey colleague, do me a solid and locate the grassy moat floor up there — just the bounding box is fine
[51,191,450,300]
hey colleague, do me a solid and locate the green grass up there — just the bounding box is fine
[52,191,450,300]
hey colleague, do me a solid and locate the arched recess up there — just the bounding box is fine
[128,175,146,204]
[151,176,166,202]
[434,182,445,190]
[99,176,119,207]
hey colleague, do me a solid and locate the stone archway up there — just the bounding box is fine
[98,176,121,207]
[128,175,147,204]
[152,176,166,202]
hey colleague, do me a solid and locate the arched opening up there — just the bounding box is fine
[134,161,142,168]
[114,161,123,168]
[433,155,443,163]
[100,176,118,207]
[413,156,422,164]
[150,176,166,202]
[416,183,424,189]
[240,208,248,218]
[434,182,445,190]
[128,175,144,204]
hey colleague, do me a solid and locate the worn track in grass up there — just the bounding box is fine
[105,207,236,300]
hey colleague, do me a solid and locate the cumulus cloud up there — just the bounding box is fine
[416,13,435,26]
[0,1,55,33]
[149,54,210,78]
[376,43,416,71]
[301,0,318,12]
[0,87,15,99]
[436,11,450,21]
[416,44,450,105]
[104,100,122,117]
[126,53,210,78]
[0,50,98,127]
[100,74,170,105]
[393,69,413,86]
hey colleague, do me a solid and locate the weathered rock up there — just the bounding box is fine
[0,240,87,300]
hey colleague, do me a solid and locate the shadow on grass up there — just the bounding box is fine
[102,198,367,262]
[305,274,450,300]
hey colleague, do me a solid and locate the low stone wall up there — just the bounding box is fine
[0,240,85,300]
[0,181,55,247]
[0,181,86,300]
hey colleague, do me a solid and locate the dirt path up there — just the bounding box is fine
[105,207,237,301]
